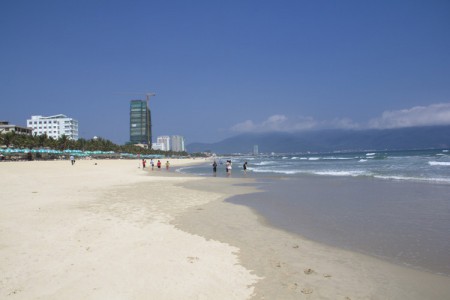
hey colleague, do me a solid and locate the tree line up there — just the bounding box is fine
[0,132,190,156]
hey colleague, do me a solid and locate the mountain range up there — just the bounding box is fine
[187,125,450,154]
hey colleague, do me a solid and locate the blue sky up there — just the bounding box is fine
[1,0,449,144]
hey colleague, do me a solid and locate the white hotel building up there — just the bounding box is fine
[152,135,185,152]
[171,135,185,152]
[27,114,79,140]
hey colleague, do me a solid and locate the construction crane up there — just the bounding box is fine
[145,93,156,146]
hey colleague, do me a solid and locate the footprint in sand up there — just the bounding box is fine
[323,273,332,278]
[187,256,199,263]
[292,244,299,249]
[304,268,314,275]
[301,287,313,294]
[288,283,298,290]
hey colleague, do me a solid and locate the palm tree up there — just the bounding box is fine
[57,135,69,151]
[2,132,16,148]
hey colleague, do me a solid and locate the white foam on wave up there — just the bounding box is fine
[366,153,376,156]
[359,159,368,162]
[375,175,450,184]
[253,161,276,166]
[251,168,303,175]
[308,157,320,161]
[323,157,353,160]
[429,161,450,166]
[314,170,367,177]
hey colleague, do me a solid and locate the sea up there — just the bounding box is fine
[177,149,450,276]
[179,149,450,183]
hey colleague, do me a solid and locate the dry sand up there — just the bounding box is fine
[1,158,450,299]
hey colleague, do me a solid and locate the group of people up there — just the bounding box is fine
[212,160,248,176]
[142,159,170,171]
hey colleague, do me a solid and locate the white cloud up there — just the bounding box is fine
[368,103,450,129]
[230,103,450,134]
[230,114,318,133]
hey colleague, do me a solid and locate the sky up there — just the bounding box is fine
[1,0,450,145]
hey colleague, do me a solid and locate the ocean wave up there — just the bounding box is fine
[251,168,303,175]
[374,175,450,184]
[253,161,276,166]
[429,161,450,166]
[314,170,367,177]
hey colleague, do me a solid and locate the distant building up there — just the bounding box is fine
[27,115,78,140]
[171,135,185,152]
[130,100,152,146]
[151,143,165,151]
[253,145,259,156]
[0,121,32,135]
[157,136,171,151]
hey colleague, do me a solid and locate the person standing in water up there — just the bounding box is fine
[243,161,248,174]
[212,160,217,173]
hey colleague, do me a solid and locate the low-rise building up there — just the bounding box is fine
[151,143,165,151]
[0,121,32,135]
[27,115,79,140]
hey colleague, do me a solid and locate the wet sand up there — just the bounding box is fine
[226,176,450,276]
[175,177,450,299]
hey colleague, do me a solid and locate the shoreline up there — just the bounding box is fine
[173,171,450,299]
[224,175,450,277]
[1,159,450,299]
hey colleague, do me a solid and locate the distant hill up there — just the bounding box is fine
[187,125,450,154]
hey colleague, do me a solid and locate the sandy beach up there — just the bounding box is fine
[1,159,450,299]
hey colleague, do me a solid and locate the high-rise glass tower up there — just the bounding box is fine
[130,100,152,146]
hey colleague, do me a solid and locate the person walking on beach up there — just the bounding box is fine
[142,159,146,169]
[70,155,75,166]
[166,161,170,170]
[157,160,161,170]
[151,159,154,170]
[226,160,232,176]
[212,160,217,173]
[243,161,248,174]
